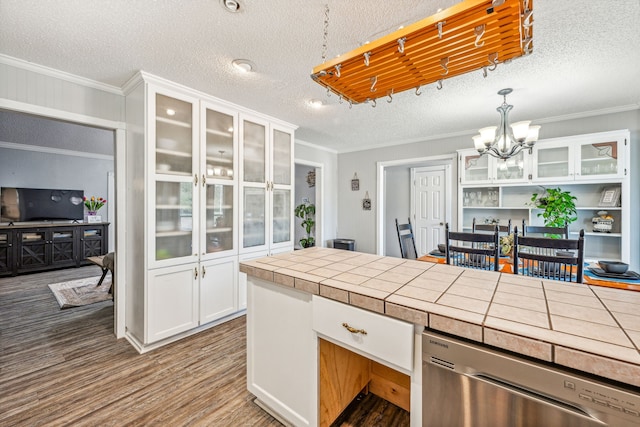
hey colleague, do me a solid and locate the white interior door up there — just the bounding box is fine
[412,166,448,256]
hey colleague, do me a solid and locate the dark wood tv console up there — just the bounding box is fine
[0,222,109,276]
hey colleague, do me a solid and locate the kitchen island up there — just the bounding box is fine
[240,247,640,426]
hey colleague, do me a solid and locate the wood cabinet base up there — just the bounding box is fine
[319,338,410,427]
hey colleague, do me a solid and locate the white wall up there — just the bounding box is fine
[384,167,411,257]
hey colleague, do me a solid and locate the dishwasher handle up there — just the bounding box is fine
[468,372,607,426]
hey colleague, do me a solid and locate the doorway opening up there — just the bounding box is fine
[294,160,323,249]
[376,154,455,257]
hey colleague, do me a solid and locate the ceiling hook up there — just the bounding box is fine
[437,79,443,90]
[334,64,341,78]
[415,85,422,96]
[474,24,486,48]
[440,57,449,76]
[436,21,445,39]
[338,95,343,104]
[348,100,353,109]
[482,66,488,78]
[364,52,371,66]
[488,52,499,71]
[370,76,378,92]
[371,98,377,108]
[326,87,331,97]
[397,37,406,54]
[387,89,393,103]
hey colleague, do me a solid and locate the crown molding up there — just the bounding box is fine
[0,54,123,95]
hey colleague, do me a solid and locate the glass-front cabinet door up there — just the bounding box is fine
[270,125,293,249]
[150,88,199,267]
[493,150,528,183]
[459,151,491,184]
[531,141,571,182]
[242,187,266,250]
[200,103,237,259]
[240,116,269,253]
[576,137,625,180]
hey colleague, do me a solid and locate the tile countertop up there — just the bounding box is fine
[239,247,640,388]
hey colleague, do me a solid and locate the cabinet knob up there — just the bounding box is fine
[202,266,206,278]
[194,267,198,279]
[194,174,198,186]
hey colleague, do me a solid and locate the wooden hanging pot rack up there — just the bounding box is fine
[310,0,533,105]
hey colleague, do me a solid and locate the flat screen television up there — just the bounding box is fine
[1,187,85,222]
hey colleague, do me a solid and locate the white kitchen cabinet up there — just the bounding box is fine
[239,115,294,255]
[123,72,295,350]
[200,256,238,324]
[532,130,627,182]
[247,277,316,427]
[459,148,530,185]
[147,263,199,342]
[457,129,630,263]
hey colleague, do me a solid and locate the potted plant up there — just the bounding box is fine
[530,186,577,232]
[294,202,316,248]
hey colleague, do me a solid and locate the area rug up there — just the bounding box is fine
[48,276,113,309]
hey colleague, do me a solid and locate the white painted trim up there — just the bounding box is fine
[295,138,339,154]
[0,140,114,161]
[376,155,455,255]
[0,54,123,95]
[295,158,324,248]
[0,98,126,130]
[114,127,126,338]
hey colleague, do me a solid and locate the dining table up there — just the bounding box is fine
[417,252,640,292]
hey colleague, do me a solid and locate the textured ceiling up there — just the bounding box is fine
[1,0,639,152]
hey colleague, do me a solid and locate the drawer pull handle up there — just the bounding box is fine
[342,322,367,335]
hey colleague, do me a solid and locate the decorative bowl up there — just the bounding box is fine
[437,243,446,253]
[598,260,628,274]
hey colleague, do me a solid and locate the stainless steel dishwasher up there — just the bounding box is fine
[423,330,640,427]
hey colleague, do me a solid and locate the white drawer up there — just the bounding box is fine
[312,295,413,372]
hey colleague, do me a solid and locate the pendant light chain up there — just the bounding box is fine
[321,4,330,62]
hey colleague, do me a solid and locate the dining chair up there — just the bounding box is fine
[395,218,418,259]
[513,227,585,282]
[445,223,499,271]
[521,220,569,239]
[473,218,512,235]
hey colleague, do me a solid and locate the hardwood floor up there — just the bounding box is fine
[0,267,410,426]
[0,267,280,426]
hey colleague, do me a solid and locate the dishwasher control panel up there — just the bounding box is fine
[563,379,640,418]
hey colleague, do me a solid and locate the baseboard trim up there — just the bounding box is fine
[125,310,247,354]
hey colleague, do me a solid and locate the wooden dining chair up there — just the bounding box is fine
[395,218,418,259]
[521,220,569,239]
[445,223,499,271]
[513,227,585,282]
[473,218,512,235]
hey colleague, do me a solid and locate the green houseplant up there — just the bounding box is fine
[294,202,316,248]
[530,186,577,231]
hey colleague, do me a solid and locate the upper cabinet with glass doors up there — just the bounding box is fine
[532,130,628,182]
[151,90,199,268]
[459,149,530,185]
[240,116,294,255]
[199,102,238,260]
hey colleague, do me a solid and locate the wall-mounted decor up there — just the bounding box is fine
[351,173,359,191]
[306,170,316,187]
[362,191,371,211]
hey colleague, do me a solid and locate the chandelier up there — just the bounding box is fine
[472,88,540,160]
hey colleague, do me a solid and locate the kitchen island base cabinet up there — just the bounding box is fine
[247,277,317,427]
